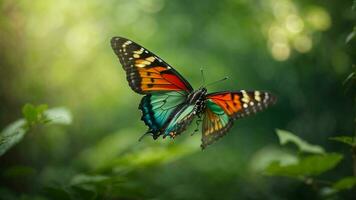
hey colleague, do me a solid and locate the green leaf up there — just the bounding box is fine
[0,119,27,156]
[332,176,356,191]
[343,71,355,86]
[329,136,355,146]
[249,146,298,172]
[36,104,48,115]
[265,153,343,178]
[69,185,98,200]
[346,27,356,44]
[343,66,356,96]
[70,174,110,185]
[22,104,38,124]
[43,186,72,200]
[276,129,325,154]
[22,104,48,127]
[3,165,36,178]
[45,107,72,125]
[353,0,356,11]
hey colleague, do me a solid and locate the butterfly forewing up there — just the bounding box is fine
[206,90,276,119]
[111,37,193,94]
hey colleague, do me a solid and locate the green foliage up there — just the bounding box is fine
[346,27,356,44]
[276,129,325,154]
[80,129,199,172]
[329,136,355,146]
[343,65,356,97]
[44,174,113,200]
[70,174,110,185]
[249,146,298,172]
[0,104,72,156]
[0,119,26,156]
[256,129,356,198]
[332,176,356,191]
[44,107,73,125]
[43,185,72,200]
[2,165,36,179]
[22,104,48,126]
[265,153,343,178]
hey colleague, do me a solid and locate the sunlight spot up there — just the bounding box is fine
[65,23,98,58]
[306,7,331,31]
[272,0,297,20]
[271,42,290,61]
[268,25,288,43]
[293,35,312,53]
[285,14,304,34]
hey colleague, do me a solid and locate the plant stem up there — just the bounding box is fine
[353,145,356,176]
[353,97,356,177]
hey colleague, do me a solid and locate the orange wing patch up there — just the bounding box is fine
[137,66,186,91]
[204,109,227,135]
[208,93,242,115]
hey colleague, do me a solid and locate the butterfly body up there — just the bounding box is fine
[111,37,276,149]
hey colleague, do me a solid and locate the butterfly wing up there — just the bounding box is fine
[111,37,193,94]
[162,104,196,138]
[202,99,233,148]
[139,91,188,138]
[201,90,276,149]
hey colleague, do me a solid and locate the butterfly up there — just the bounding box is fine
[111,37,276,149]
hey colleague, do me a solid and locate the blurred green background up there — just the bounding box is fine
[0,0,355,199]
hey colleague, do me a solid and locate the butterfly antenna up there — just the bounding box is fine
[200,67,205,86]
[205,76,229,87]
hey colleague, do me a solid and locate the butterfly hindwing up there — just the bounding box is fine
[201,90,276,148]
[202,99,233,149]
[162,104,196,138]
[111,37,193,94]
[139,91,188,138]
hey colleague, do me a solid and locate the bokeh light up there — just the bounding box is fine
[262,0,331,61]
[270,42,290,61]
[293,35,312,53]
[306,6,331,31]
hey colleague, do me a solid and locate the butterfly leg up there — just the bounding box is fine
[138,132,150,141]
[138,129,159,141]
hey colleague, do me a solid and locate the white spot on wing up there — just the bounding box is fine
[241,90,250,103]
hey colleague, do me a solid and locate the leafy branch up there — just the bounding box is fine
[0,103,72,156]
[254,129,356,198]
